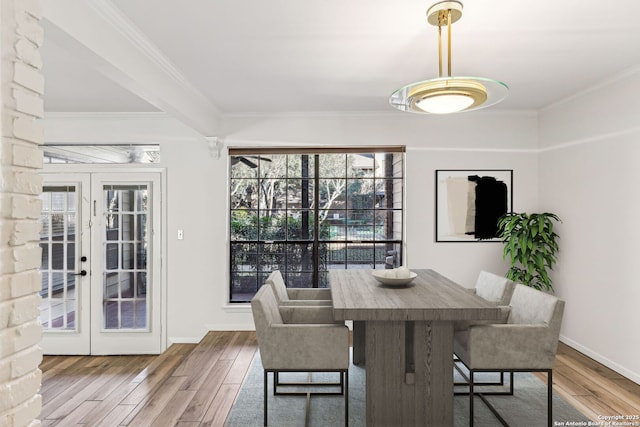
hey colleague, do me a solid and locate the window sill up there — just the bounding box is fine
[222,304,252,313]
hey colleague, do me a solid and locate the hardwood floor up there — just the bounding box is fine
[40,331,257,426]
[545,343,640,422]
[40,332,640,426]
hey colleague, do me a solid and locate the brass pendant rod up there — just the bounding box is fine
[447,9,452,77]
[438,25,443,77]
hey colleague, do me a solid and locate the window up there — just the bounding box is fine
[229,147,405,302]
[43,144,160,164]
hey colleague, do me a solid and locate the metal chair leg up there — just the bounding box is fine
[454,357,506,388]
[464,368,552,427]
[265,369,349,426]
[548,370,553,427]
[344,370,349,427]
[275,372,344,394]
[469,370,474,427]
[264,370,268,426]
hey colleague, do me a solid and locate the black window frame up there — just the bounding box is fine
[228,147,405,303]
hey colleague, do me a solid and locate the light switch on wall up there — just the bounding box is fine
[177,229,184,240]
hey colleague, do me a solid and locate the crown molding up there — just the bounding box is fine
[221,107,538,120]
[86,0,194,90]
[44,111,171,120]
[538,126,640,153]
[541,65,640,112]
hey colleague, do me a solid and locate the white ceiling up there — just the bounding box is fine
[42,0,640,119]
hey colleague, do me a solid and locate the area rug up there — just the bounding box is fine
[226,353,589,426]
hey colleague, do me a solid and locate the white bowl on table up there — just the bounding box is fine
[371,269,417,286]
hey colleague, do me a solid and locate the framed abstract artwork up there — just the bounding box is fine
[435,169,513,242]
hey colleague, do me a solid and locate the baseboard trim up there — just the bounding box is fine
[169,326,256,345]
[169,335,206,344]
[560,335,640,385]
[205,323,255,332]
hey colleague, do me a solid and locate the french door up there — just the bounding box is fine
[39,172,163,355]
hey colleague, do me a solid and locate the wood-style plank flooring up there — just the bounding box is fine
[543,343,640,422]
[40,332,640,426]
[40,331,257,426]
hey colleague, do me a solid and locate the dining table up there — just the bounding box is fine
[329,268,502,426]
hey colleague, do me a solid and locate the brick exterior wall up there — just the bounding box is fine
[1,0,44,426]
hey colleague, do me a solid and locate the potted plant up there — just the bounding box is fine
[497,212,561,292]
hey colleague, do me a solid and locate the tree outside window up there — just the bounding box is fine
[229,150,404,302]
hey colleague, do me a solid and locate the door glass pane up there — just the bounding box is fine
[102,184,150,330]
[136,214,147,242]
[39,186,78,331]
[105,272,119,298]
[122,243,135,269]
[106,215,119,240]
[106,189,119,212]
[106,243,119,270]
[51,243,65,269]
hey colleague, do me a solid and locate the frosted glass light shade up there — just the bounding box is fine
[416,93,474,114]
[389,76,508,114]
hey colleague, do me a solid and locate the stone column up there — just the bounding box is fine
[0,0,44,425]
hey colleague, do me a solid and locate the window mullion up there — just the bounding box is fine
[257,159,262,288]
[284,156,288,280]
[313,154,320,288]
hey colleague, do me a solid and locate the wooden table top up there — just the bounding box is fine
[330,269,502,322]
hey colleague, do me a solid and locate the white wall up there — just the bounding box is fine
[44,109,540,345]
[538,67,640,384]
[222,110,538,150]
[405,148,539,286]
[224,110,540,286]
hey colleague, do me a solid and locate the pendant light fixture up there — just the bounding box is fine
[389,1,508,114]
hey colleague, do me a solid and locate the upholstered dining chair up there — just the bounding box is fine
[472,270,515,306]
[266,270,332,306]
[453,284,565,426]
[455,271,514,332]
[266,270,337,324]
[454,271,514,390]
[251,284,350,426]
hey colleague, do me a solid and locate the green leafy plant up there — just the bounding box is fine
[497,212,561,292]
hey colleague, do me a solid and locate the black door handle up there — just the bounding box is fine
[73,270,87,276]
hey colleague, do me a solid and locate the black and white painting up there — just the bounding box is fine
[436,170,513,242]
